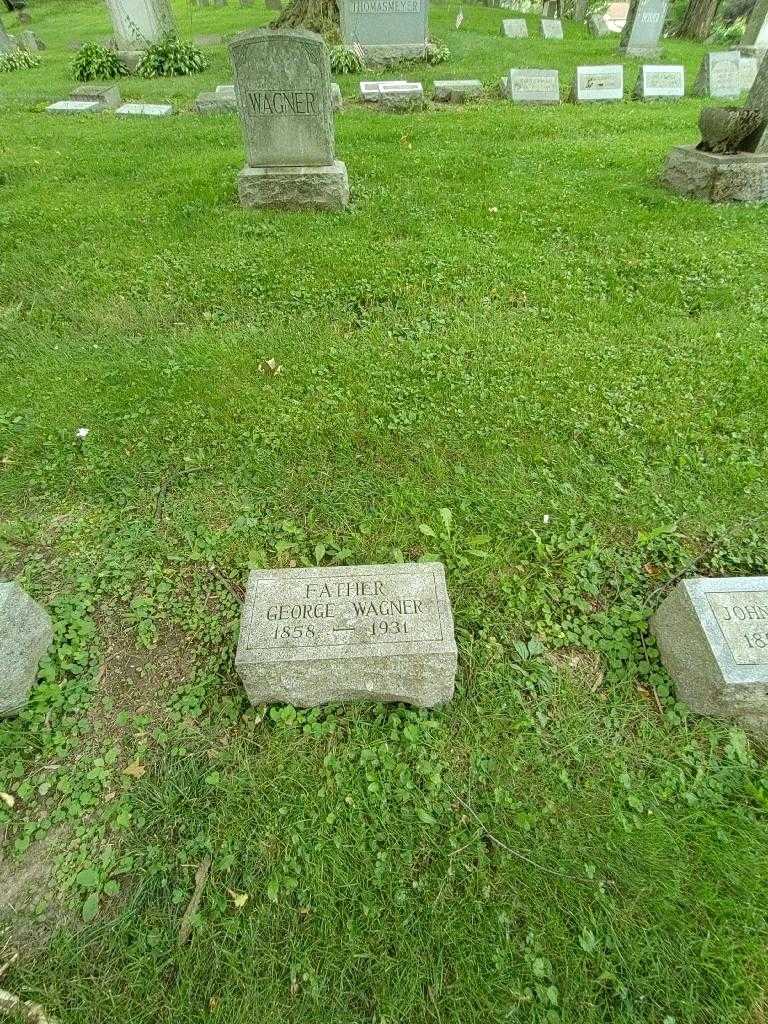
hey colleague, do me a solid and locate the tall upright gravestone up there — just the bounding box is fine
[338,0,428,63]
[104,0,176,64]
[230,29,349,211]
[619,0,668,56]
[740,0,768,57]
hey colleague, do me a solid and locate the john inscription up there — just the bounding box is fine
[708,591,768,665]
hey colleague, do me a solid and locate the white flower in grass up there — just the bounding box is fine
[76,427,90,440]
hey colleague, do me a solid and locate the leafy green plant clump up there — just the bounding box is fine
[71,42,127,82]
[0,49,39,73]
[136,36,207,78]
[425,39,450,64]
[328,44,364,75]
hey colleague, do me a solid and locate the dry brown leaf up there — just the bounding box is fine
[0,793,15,809]
[123,762,146,779]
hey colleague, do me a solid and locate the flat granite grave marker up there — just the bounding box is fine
[47,100,102,114]
[501,17,528,36]
[115,102,174,116]
[740,0,768,57]
[570,64,624,101]
[633,63,684,99]
[70,83,122,108]
[502,66,559,102]
[692,50,740,98]
[540,17,563,37]
[0,582,53,717]
[661,51,768,203]
[433,78,483,102]
[338,0,428,63]
[652,577,768,728]
[230,29,349,210]
[360,78,407,99]
[619,0,668,56]
[235,563,457,708]
[18,28,43,50]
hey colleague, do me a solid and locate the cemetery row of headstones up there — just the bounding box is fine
[5,562,768,732]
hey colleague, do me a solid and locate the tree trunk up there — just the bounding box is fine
[572,0,588,20]
[676,0,721,39]
[273,0,340,35]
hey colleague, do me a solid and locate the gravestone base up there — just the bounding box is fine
[661,144,768,203]
[194,91,237,113]
[360,43,427,64]
[620,44,662,57]
[433,79,483,102]
[114,48,143,71]
[238,161,349,211]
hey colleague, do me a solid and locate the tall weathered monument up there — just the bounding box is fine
[618,0,668,56]
[230,29,349,211]
[338,0,429,63]
[740,0,768,57]
[104,0,176,66]
[661,50,768,202]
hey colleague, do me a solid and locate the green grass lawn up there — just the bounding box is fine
[1,1,768,1022]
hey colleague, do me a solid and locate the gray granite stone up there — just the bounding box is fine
[0,583,53,717]
[194,33,225,46]
[18,29,43,51]
[633,63,683,99]
[652,577,768,726]
[661,144,768,202]
[235,563,457,708]
[331,81,343,110]
[618,0,668,56]
[744,50,768,152]
[540,17,563,37]
[692,50,740,98]
[739,55,759,92]
[741,0,768,51]
[338,0,428,63]
[115,102,174,116]
[104,0,175,51]
[70,84,122,109]
[378,81,424,108]
[0,16,16,52]
[114,49,143,71]
[47,100,102,114]
[230,29,348,209]
[570,64,624,102]
[503,66,559,103]
[432,78,483,102]
[501,17,528,36]
[17,10,31,24]
[238,160,349,209]
[195,90,237,113]
[230,29,335,167]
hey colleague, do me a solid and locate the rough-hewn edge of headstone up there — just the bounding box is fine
[238,160,350,211]
[660,144,768,203]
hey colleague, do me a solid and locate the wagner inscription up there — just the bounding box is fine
[245,90,321,114]
[246,569,445,649]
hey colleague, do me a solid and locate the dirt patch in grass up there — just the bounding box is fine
[0,827,71,954]
[545,646,605,692]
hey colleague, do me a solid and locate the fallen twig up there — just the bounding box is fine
[178,855,212,946]
[0,953,18,981]
[0,988,59,1023]
[208,566,246,605]
[445,784,594,884]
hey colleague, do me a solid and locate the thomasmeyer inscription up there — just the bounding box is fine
[236,563,457,707]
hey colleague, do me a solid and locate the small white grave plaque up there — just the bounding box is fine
[540,17,563,38]
[46,100,101,114]
[501,17,528,36]
[236,563,458,708]
[115,102,174,116]
[572,64,624,101]
[634,63,684,98]
[504,67,560,103]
